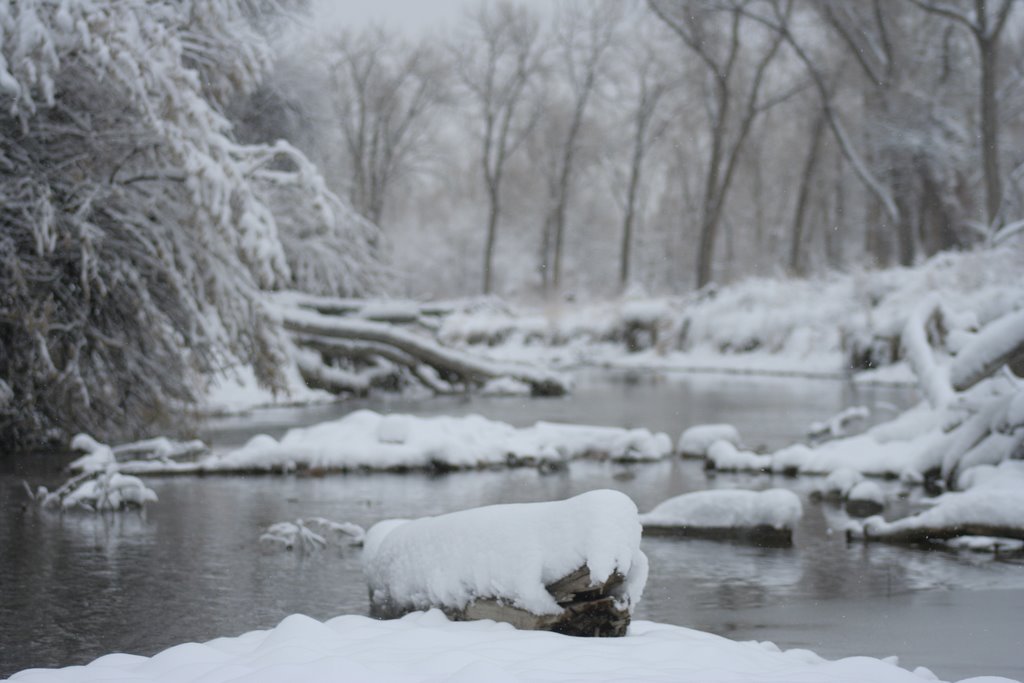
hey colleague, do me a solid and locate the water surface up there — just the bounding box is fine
[2,372,1021,681]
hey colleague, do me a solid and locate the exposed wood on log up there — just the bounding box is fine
[369,564,631,637]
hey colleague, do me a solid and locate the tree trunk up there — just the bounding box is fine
[619,123,646,290]
[483,187,501,294]
[979,36,1002,227]
[789,111,825,275]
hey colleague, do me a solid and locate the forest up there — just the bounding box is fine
[0,0,1021,447]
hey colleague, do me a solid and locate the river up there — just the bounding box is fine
[2,371,1022,680]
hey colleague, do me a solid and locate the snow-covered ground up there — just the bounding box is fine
[437,245,1024,380]
[10,609,1014,683]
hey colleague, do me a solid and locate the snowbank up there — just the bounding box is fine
[362,490,648,620]
[10,609,1003,683]
[86,411,672,475]
[640,489,802,545]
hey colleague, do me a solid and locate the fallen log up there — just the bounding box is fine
[277,306,568,396]
[950,308,1024,392]
[853,521,1024,545]
[362,491,647,637]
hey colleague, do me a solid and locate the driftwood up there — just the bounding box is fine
[641,524,793,547]
[370,564,631,637]
[279,307,567,397]
[852,522,1024,545]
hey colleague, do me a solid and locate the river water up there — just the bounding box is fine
[2,371,1023,680]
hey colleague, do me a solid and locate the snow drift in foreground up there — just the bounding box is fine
[74,411,672,475]
[363,490,647,618]
[10,610,1013,683]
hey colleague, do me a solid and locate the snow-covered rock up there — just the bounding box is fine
[8,609,990,683]
[640,489,802,545]
[705,440,772,471]
[362,490,648,631]
[676,423,741,457]
[812,468,866,501]
[844,481,886,517]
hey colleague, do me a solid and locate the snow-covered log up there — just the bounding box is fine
[900,296,955,409]
[362,490,647,636]
[640,489,802,546]
[276,306,568,396]
[850,462,1024,544]
[79,412,672,475]
[950,308,1024,392]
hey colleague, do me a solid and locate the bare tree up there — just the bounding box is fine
[908,0,1018,229]
[328,28,446,228]
[538,1,620,293]
[788,107,826,275]
[648,0,791,289]
[612,36,676,290]
[456,1,545,295]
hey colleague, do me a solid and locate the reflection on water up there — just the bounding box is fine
[2,372,1022,681]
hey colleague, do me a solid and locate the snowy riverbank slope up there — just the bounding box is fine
[438,245,1023,377]
[10,610,1016,683]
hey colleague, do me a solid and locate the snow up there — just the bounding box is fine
[640,489,803,531]
[846,481,885,506]
[950,308,1024,391]
[435,245,1024,382]
[706,440,773,471]
[677,423,741,456]
[93,411,673,474]
[942,536,1024,553]
[39,469,158,512]
[480,376,532,396]
[12,609,1000,683]
[260,517,365,552]
[362,490,647,617]
[815,468,866,499]
[202,361,336,414]
[808,406,870,439]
